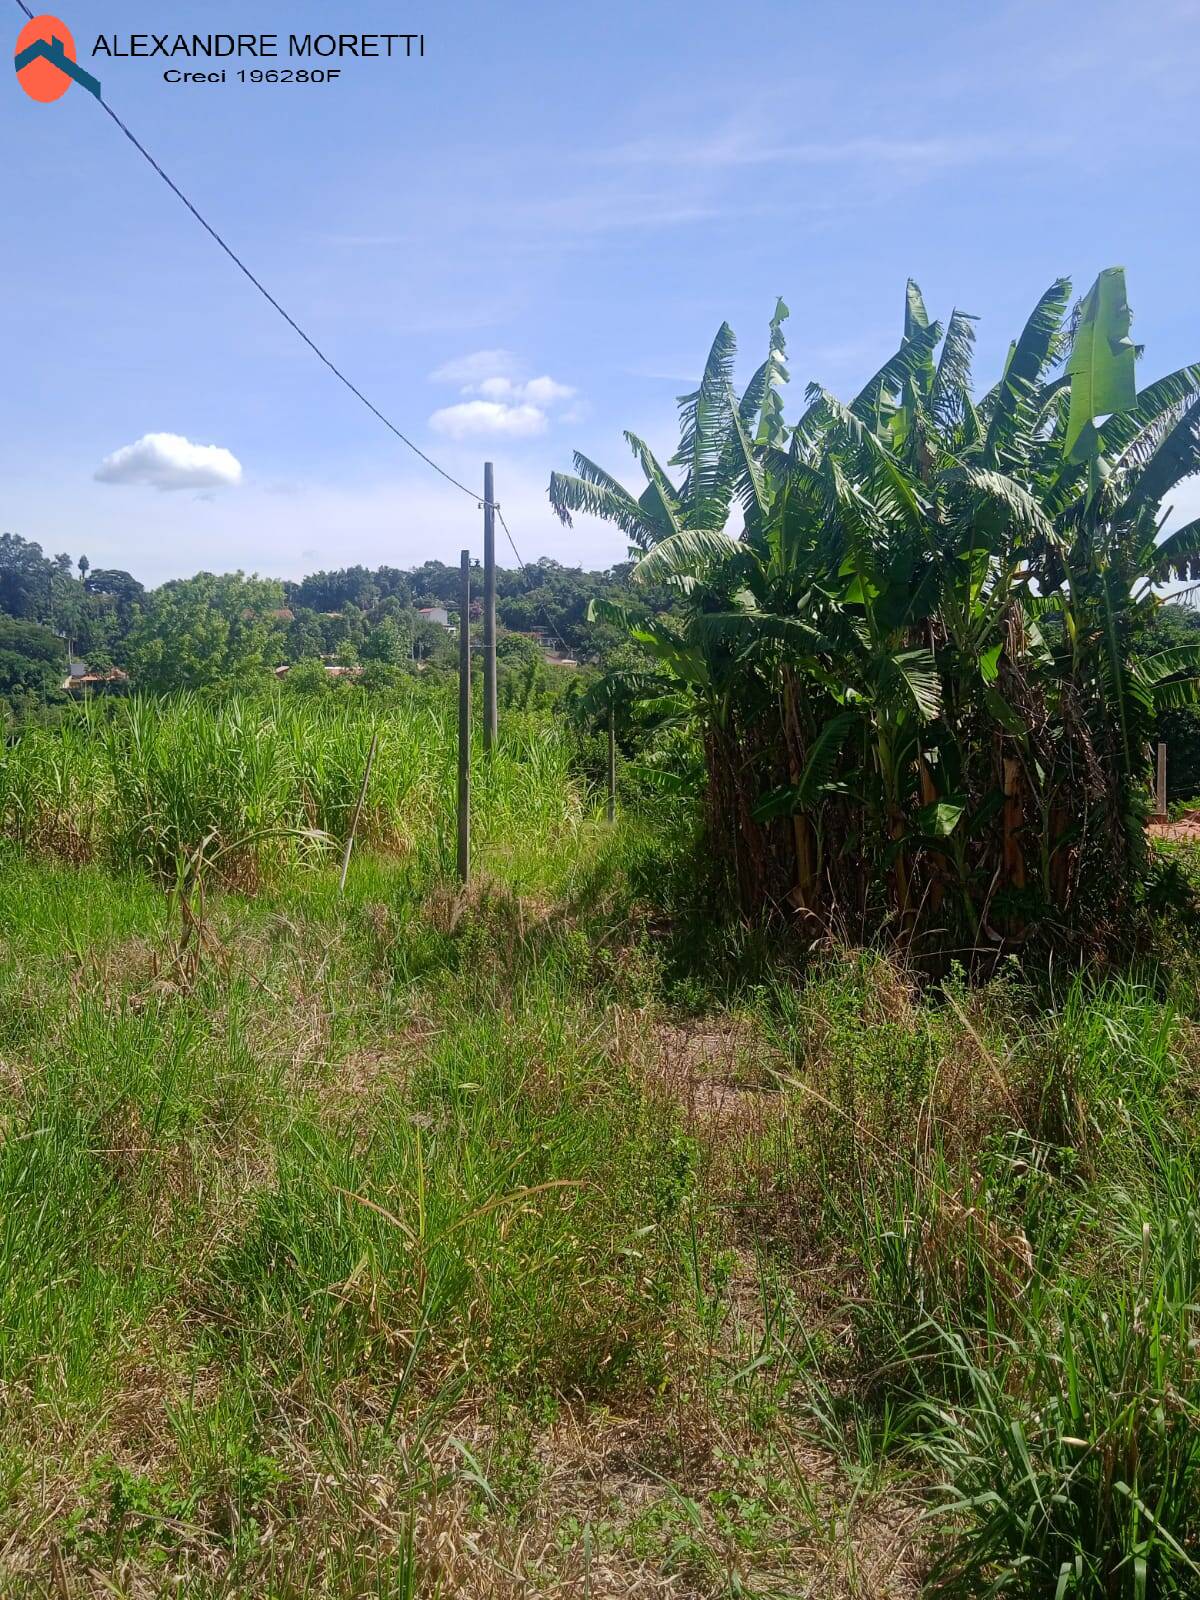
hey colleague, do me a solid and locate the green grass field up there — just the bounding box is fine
[0,698,1198,1596]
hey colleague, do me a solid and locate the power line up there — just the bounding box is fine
[96,110,487,505]
[497,507,571,658]
[496,508,528,571]
[12,0,484,506]
[13,0,578,655]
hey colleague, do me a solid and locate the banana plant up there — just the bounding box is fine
[547,273,1200,958]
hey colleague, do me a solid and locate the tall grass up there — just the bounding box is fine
[2,702,1199,1594]
[751,953,1200,1593]
[0,821,705,1592]
[0,692,584,884]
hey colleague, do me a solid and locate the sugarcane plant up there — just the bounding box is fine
[550,271,1200,961]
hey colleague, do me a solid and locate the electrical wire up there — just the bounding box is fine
[497,507,571,657]
[12,0,576,654]
[14,0,484,500]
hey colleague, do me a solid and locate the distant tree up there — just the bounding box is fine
[291,565,380,612]
[0,617,65,699]
[286,607,326,662]
[361,659,403,694]
[496,594,538,632]
[74,598,121,667]
[84,569,144,615]
[0,533,54,622]
[340,602,368,648]
[78,570,144,666]
[86,640,115,675]
[361,615,408,664]
[1,543,644,686]
[125,571,286,692]
[496,631,542,665]
[411,616,453,663]
[408,560,461,609]
[274,556,644,660]
[52,587,86,649]
[282,656,331,696]
[317,603,368,655]
[373,566,412,605]
[47,554,79,640]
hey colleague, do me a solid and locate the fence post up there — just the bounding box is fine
[457,549,471,883]
[1157,740,1168,817]
[483,461,497,752]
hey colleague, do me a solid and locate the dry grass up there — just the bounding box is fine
[0,915,930,1600]
[0,1387,924,1600]
[24,842,1171,1599]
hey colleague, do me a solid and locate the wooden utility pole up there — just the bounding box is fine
[1157,740,1168,817]
[457,549,471,882]
[607,705,617,824]
[482,461,498,752]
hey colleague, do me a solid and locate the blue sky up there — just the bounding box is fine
[3,0,1199,586]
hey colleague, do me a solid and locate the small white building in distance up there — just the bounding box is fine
[418,606,450,627]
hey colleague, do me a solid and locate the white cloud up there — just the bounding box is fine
[476,375,518,401]
[428,401,548,440]
[428,354,578,439]
[429,349,517,386]
[472,373,576,406]
[95,432,243,492]
[522,375,576,405]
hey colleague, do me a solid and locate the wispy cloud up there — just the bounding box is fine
[512,192,721,237]
[597,127,1023,174]
[508,116,1035,248]
[430,349,519,386]
[429,401,548,440]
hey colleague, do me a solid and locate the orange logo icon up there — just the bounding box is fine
[15,14,100,101]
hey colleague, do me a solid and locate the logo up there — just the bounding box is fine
[15,14,101,101]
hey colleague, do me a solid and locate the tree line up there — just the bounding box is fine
[0,537,646,721]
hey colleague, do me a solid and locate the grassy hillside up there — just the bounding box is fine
[0,699,1197,1596]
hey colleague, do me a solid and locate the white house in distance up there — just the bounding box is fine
[418,606,451,628]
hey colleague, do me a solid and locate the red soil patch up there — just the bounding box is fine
[1149,807,1200,842]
